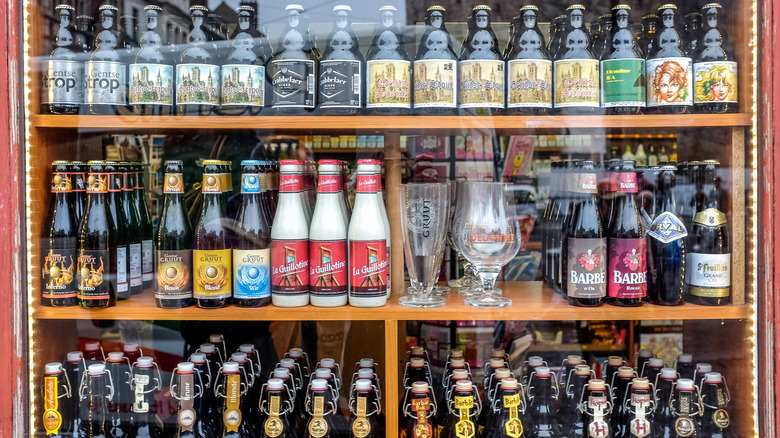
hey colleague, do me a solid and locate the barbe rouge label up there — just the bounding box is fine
[271,239,309,296]
[614,172,638,193]
[366,59,411,108]
[413,59,456,108]
[42,60,83,105]
[310,240,347,297]
[608,238,647,299]
[233,248,271,299]
[176,63,220,106]
[317,174,342,193]
[155,250,193,300]
[163,173,184,193]
[319,60,362,108]
[43,250,77,298]
[349,240,388,298]
[129,63,174,105]
[193,249,232,299]
[507,59,553,108]
[459,59,506,109]
[76,250,110,299]
[271,59,316,108]
[279,175,303,192]
[566,238,607,299]
[85,60,126,105]
[554,59,600,108]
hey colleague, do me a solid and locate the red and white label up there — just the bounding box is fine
[309,240,348,296]
[317,175,342,193]
[356,175,378,193]
[349,240,388,298]
[608,238,647,298]
[614,172,638,193]
[271,239,309,295]
[279,175,303,193]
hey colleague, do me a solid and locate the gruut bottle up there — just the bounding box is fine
[459,5,505,114]
[365,5,411,114]
[43,161,79,307]
[414,4,457,114]
[319,5,363,115]
[42,4,83,115]
[69,161,87,225]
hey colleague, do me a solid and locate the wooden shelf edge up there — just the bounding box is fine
[28,113,753,132]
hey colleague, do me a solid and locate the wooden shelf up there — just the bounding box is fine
[33,281,749,322]
[28,113,752,133]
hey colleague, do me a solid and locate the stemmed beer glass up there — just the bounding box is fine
[447,181,480,295]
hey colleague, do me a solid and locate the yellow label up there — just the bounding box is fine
[265,395,283,437]
[454,395,474,410]
[413,59,457,108]
[456,420,476,438]
[367,60,411,108]
[504,394,521,408]
[507,59,553,108]
[505,418,523,438]
[202,173,222,193]
[193,249,232,299]
[554,59,600,107]
[459,59,506,108]
[309,396,328,438]
[687,286,730,297]
[223,374,242,432]
[693,208,728,227]
[163,173,184,193]
[352,396,371,437]
[43,377,62,434]
[220,173,233,193]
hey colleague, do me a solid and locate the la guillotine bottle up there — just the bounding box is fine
[458,5,505,115]
[413,4,457,115]
[42,161,79,307]
[42,4,83,115]
[505,4,553,115]
[318,5,364,115]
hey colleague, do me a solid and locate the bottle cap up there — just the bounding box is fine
[199,343,215,354]
[495,368,511,379]
[144,4,162,11]
[239,344,255,353]
[575,365,592,376]
[202,159,221,166]
[268,378,284,390]
[107,352,125,362]
[660,368,678,379]
[696,363,712,373]
[359,358,374,368]
[88,364,106,375]
[677,378,695,390]
[567,355,583,365]
[649,358,665,367]
[452,369,469,380]
[638,350,653,359]
[319,159,341,165]
[449,349,464,359]
[320,358,336,368]
[288,348,303,358]
[274,368,290,378]
[492,348,505,358]
[410,358,425,368]
[490,358,505,368]
[528,356,543,367]
[535,366,551,377]
[356,379,373,391]
[455,380,473,392]
[45,362,63,374]
[588,379,606,390]
[379,5,398,12]
[84,341,100,351]
[189,353,206,364]
[209,334,224,344]
[315,368,332,378]
[177,362,194,373]
[123,343,139,353]
[279,160,303,165]
[285,4,304,12]
[450,358,465,368]
[241,160,262,166]
[280,359,295,368]
[311,379,328,390]
[632,378,650,389]
[222,362,240,373]
[705,372,723,383]
[136,357,154,368]
[608,356,623,366]
[333,5,352,12]
[410,346,425,357]
[501,378,519,390]
[411,381,428,393]
[358,368,374,379]
[677,353,693,364]
[618,366,634,378]
[66,351,83,362]
[231,353,247,363]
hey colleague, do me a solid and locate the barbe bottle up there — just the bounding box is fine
[459,5,505,114]
[581,379,613,438]
[698,372,734,438]
[129,5,174,115]
[647,164,686,305]
[647,4,693,114]
[220,5,267,116]
[42,4,83,115]
[365,5,411,114]
[43,161,79,307]
[77,364,113,438]
[77,161,116,309]
[131,163,154,290]
[215,361,256,437]
[42,362,72,438]
[601,4,645,115]
[176,5,221,116]
[413,5,458,114]
[693,3,737,113]
[269,4,318,114]
[131,357,165,438]
[554,4,601,114]
[105,162,130,300]
[120,163,143,296]
[401,381,436,438]
[233,161,272,307]
[505,4,552,115]
[85,4,127,115]
[310,160,349,307]
[319,5,363,115]
[442,380,480,438]
[170,361,202,438]
[156,161,194,308]
[193,160,232,308]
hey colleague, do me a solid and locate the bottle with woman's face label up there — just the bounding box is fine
[647,3,693,114]
[693,3,737,113]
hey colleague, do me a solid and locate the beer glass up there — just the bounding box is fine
[455,182,521,308]
[447,180,480,296]
[399,183,450,308]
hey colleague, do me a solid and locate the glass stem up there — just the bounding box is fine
[479,271,499,297]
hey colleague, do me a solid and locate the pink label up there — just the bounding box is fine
[614,172,638,193]
[309,240,348,296]
[271,239,309,295]
[349,240,388,298]
[317,175,342,193]
[356,175,378,193]
[279,175,303,193]
[608,238,647,298]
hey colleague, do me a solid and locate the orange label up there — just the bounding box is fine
[223,374,242,432]
[43,376,62,434]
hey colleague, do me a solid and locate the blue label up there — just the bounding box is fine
[241,174,261,193]
[647,211,688,243]
[233,249,271,299]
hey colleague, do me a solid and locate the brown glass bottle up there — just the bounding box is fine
[505,4,552,115]
[119,162,143,296]
[401,381,435,438]
[132,163,154,290]
[105,162,130,300]
[69,161,87,225]
[554,4,604,115]
[602,4,645,115]
[693,3,737,113]
[42,161,79,307]
[647,3,692,115]
[176,5,220,116]
[458,5,505,116]
[413,5,457,115]
[41,4,83,115]
[582,379,613,438]
[365,5,411,115]
[129,5,173,115]
[268,4,318,114]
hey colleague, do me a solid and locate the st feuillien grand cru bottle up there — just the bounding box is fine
[176,4,220,116]
[554,4,601,114]
[269,4,318,114]
[42,4,83,115]
[129,5,173,115]
[413,4,457,114]
[220,5,268,116]
[319,5,363,115]
[366,5,411,114]
[601,3,645,115]
[459,5,505,114]
[693,3,738,113]
[156,160,194,309]
[647,3,693,114]
[105,162,130,300]
[43,161,79,307]
[505,4,552,115]
[86,4,127,115]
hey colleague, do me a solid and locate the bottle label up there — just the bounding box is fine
[554,59,600,108]
[233,248,271,299]
[223,373,242,432]
[674,417,695,437]
[265,395,284,437]
[177,373,196,432]
[507,59,553,108]
[614,172,638,193]
[142,240,153,282]
[155,250,193,300]
[601,59,646,108]
[646,57,693,107]
[356,174,379,193]
[164,173,184,193]
[128,63,174,105]
[629,393,652,437]
[133,373,150,413]
[458,59,505,108]
[685,253,730,295]
[352,396,371,438]
[317,174,342,193]
[411,397,433,438]
[193,249,232,299]
[86,173,108,192]
[588,395,609,438]
[271,239,309,296]
[608,238,647,298]
[503,393,523,438]
[366,59,411,108]
[279,174,303,192]
[578,172,598,194]
[413,59,457,108]
[175,63,220,106]
[349,240,388,298]
[43,376,62,434]
[201,173,222,193]
[567,238,607,299]
[42,59,82,105]
[454,395,476,438]
[310,240,348,297]
[647,212,688,243]
[694,61,737,103]
[693,208,727,227]
[319,59,362,108]
[43,250,77,298]
[241,173,261,193]
[76,250,111,299]
[116,246,128,294]
[129,242,142,287]
[270,59,315,108]
[713,409,730,428]
[85,61,126,105]
[310,395,328,437]
[221,64,265,107]
[51,172,73,192]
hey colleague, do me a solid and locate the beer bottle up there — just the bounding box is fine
[635,351,655,377]
[643,359,666,390]
[77,364,114,438]
[133,164,153,281]
[674,354,695,381]
[42,4,83,115]
[692,363,712,389]
[190,352,221,438]
[480,367,510,435]
[238,344,264,408]
[316,364,349,434]
[669,379,701,438]
[269,4,318,114]
[693,3,737,113]
[304,378,338,438]
[232,161,272,307]
[43,161,79,307]
[684,12,702,56]
[105,352,133,437]
[231,352,262,433]
[563,160,606,306]
[442,380,480,438]
[260,378,295,438]
[560,364,592,436]
[76,13,96,54]
[610,366,635,437]
[129,5,174,115]
[621,378,655,438]
[318,5,363,115]
[205,11,228,65]
[271,160,310,307]
[647,4,693,114]
[349,379,381,438]
[521,356,545,388]
[602,356,624,392]
[505,4,553,115]
[77,161,116,309]
[559,355,584,389]
[82,341,105,366]
[685,161,730,305]
[487,377,526,438]
[458,5,505,115]
[554,4,602,114]
[85,4,127,115]
[69,161,87,225]
[438,357,468,423]
[115,13,137,116]
[652,367,677,437]
[551,161,576,293]
[438,368,471,434]
[215,361,256,437]
[193,160,232,308]
[401,381,435,438]
[176,4,221,116]
[590,14,612,61]
[170,362,202,438]
[525,366,562,437]
[602,4,645,115]
[607,161,646,306]
[42,362,72,438]
[205,338,226,379]
[541,162,559,286]
[155,160,194,308]
[219,5,267,116]
[698,372,734,438]
[365,5,411,114]
[413,4,458,114]
[279,358,306,425]
[582,379,613,438]
[105,162,130,300]
[548,15,567,60]
[64,352,86,436]
[270,367,303,436]
[119,163,143,296]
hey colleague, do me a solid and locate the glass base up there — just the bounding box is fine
[432,285,451,296]
[464,295,512,308]
[399,294,447,308]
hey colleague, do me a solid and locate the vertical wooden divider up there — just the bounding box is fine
[732,127,746,305]
[384,320,399,437]
[384,131,403,297]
